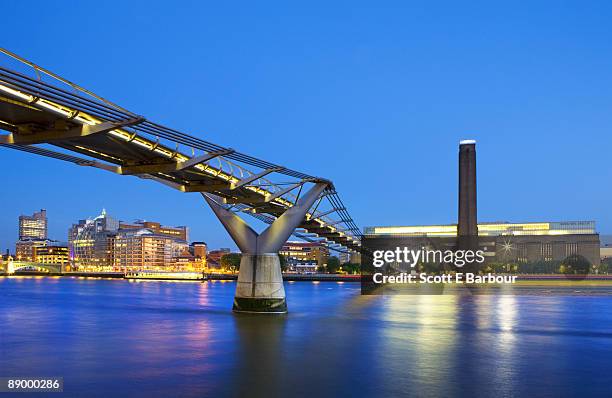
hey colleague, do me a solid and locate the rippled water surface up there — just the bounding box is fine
[1,277,611,397]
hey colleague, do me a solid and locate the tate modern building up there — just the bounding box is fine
[365,141,600,266]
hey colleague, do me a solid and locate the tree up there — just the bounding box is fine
[278,254,288,272]
[518,260,560,274]
[341,262,360,275]
[220,253,241,272]
[560,254,590,275]
[326,256,340,273]
[599,259,610,274]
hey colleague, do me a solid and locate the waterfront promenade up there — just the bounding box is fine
[3,271,612,283]
[0,271,361,282]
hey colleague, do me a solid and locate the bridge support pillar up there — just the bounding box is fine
[234,253,286,313]
[203,182,328,313]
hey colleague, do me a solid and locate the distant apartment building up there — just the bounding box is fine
[119,220,188,241]
[19,209,47,240]
[187,241,207,270]
[170,242,206,272]
[207,248,231,269]
[67,210,202,272]
[191,242,207,259]
[113,228,189,271]
[280,241,329,273]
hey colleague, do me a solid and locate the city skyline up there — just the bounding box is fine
[8,208,211,274]
[5,203,609,256]
[4,207,202,250]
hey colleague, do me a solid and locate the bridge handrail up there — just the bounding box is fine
[0,48,363,246]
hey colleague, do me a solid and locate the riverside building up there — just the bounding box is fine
[15,238,51,261]
[68,209,119,271]
[34,245,69,268]
[119,220,188,241]
[280,241,329,272]
[113,228,190,272]
[68,210,195,272]
[366,221,600,266]
[365,141,600,267]
[15,209,50,260]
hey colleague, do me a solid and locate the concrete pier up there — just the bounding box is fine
[204,182,328,313]
[233,254,287,313]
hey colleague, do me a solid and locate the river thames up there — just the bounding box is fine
[1,277,611,397]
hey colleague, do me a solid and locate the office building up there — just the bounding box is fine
[171,245,205,272]
[68,210,202,272]
[113,228,189,272]
[280,241,329,273]
[34,245,69,267]
[119,220,188,241]
[207,248,231,269]
[68,209,119,271]
[190,241,207,270]
[15,238,50,261]
[191,241,207,259]
[19,209,47,240]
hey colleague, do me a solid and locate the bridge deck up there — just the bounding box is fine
[0,49,360,251]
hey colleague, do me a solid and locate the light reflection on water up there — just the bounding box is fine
[0,277,611,397]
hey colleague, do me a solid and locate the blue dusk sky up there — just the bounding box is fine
[1,1,611,251]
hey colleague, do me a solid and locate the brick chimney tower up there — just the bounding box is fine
[457,140,478,251]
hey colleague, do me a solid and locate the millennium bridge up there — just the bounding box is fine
[0,48,361,313]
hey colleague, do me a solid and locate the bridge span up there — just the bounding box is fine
[0,48,361,313]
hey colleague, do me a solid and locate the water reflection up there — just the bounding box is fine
[231,315,287,397]
[0,277,611,397]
